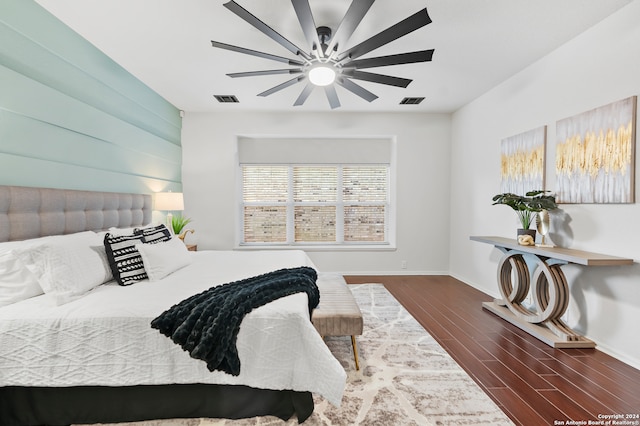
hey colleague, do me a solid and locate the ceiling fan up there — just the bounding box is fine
[211,0,434,109]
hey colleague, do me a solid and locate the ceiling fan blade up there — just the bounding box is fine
[294,82,315,106]
[258,76,305,97]
[324,85,341,109]
[291,0,321,54]
[325,0,375,55]
[224,1,311,60]
[335,77,378,103]
[337,8,432,64]
[343,70,412,88]
[212,41,305,66]
[347,49,434,69]
[228,69,303,78]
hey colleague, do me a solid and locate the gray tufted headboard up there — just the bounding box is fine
[0,186,152,242]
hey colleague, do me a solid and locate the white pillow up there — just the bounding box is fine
[16,231,113,305]
[0,234,67,306]
[0,234,59,252]
[136,237,192,281]
[0,250,43,307]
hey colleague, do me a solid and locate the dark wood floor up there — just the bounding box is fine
[344,275,640,426]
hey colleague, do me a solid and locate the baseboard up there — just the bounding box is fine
[329,270,450,276]
[448,272,501,299]
[586,338,640,371]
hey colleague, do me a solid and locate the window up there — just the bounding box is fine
[241,164,389,244]
[241,165,389,245]
[238,137,394,248]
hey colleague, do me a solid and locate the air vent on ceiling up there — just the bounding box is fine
[214,95,239,103]
[400,97,425,105]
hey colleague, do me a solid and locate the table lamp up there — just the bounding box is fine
[154,192,184,234]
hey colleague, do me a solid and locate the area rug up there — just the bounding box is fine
[86,284,513,426]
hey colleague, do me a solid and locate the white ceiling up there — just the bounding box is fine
[35,0,634,113]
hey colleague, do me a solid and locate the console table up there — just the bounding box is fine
[470,236,633,348]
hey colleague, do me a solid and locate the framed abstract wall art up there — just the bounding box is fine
[500,126,546,194]
[555,96,637,203]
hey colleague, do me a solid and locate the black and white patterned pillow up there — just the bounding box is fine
[136,224,172,244]
[103,232,147,286]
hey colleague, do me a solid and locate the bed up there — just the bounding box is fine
[0,185,346,425]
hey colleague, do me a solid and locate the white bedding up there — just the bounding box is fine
[0,250,346,406]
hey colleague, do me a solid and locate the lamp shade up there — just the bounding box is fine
[154,192,184,211]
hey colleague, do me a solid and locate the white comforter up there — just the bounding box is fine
[0,250,346,406]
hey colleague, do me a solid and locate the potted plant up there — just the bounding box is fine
[491,190,557,244]
[171,215,194,241]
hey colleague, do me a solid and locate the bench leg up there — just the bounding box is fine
[351,335,360,371]
[322,335,361,370]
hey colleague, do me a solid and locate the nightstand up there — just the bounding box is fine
[186,244,197,252]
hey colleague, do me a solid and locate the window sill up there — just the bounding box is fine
[235,244,396,252]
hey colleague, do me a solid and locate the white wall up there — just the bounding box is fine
[449,1,640,367]
[181,111,451,274]
[181,0,640,367]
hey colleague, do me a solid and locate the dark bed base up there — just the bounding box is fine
[0,384,314,425]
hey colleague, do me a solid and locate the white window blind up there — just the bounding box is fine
[238,137,391,164]
[343,166,388,242]
[242,166,288,243]
[238,137,393,247]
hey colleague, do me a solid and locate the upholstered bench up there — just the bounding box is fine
[312,274,364,370]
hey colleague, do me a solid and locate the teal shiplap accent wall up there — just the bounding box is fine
[0,0,182,194]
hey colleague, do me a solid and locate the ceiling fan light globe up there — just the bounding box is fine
[309,65,336,86]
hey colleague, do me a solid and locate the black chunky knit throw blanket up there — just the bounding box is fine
[151,266,320,376]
